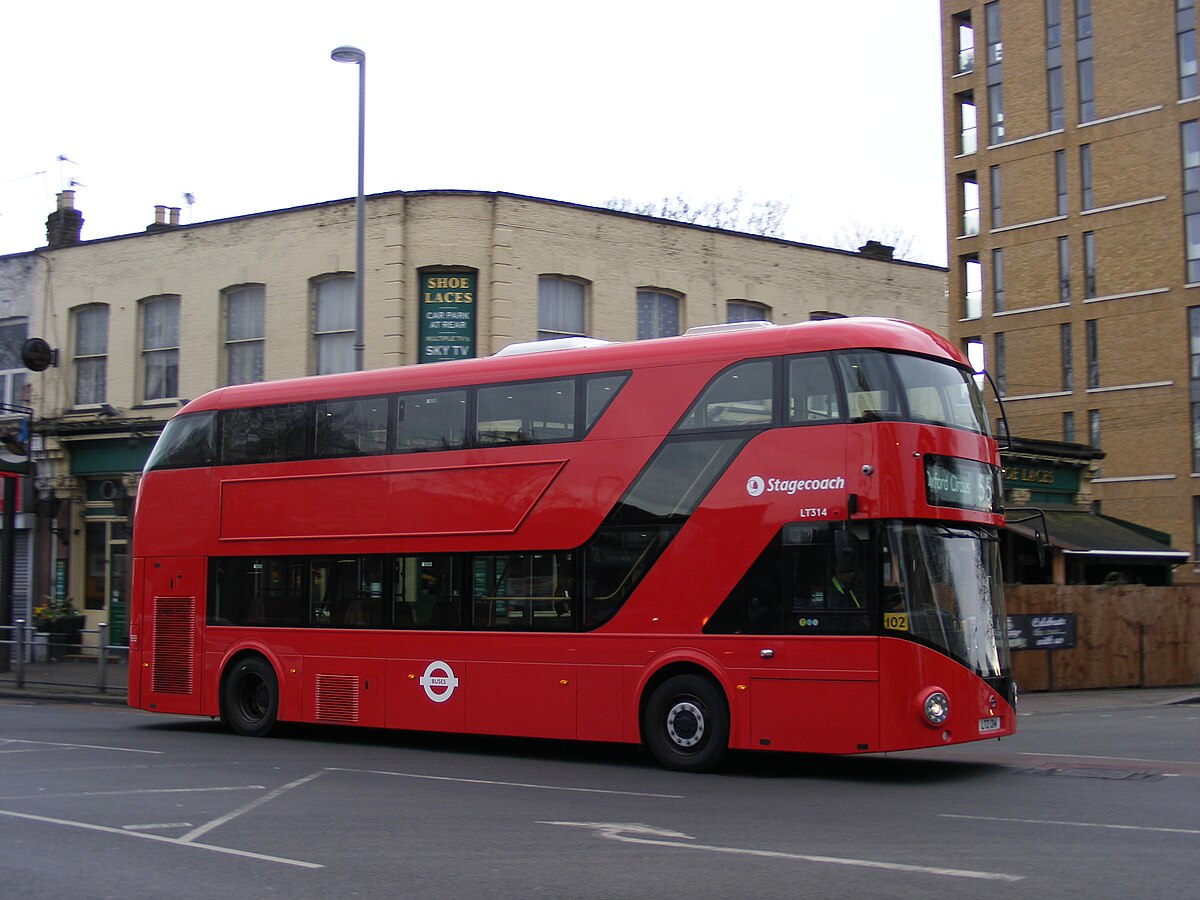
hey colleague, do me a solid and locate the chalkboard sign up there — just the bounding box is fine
[1008,613,1076,650]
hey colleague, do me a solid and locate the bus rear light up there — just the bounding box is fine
[922,689,950,726]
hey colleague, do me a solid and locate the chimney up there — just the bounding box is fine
[858,240,896,261]
[45,190,84,248]
[146,204,181,232]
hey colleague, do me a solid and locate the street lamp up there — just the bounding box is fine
[331,45,366,371]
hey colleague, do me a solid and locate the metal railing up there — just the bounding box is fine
[0,620,129,694]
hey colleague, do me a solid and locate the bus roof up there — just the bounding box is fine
[180,317,964,414]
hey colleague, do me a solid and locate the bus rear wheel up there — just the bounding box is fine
[221,656,279,737]
[643,674,729,772]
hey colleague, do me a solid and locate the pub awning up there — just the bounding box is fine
[1005,508,1190,566]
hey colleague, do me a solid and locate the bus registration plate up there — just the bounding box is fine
[978,716,1001,734]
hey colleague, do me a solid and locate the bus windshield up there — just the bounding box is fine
[881,521,1009,679]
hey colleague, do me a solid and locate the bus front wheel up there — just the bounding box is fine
[221,656,279,737]
[643,674,729,772]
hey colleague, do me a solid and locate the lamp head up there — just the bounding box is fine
[331,45,365,64]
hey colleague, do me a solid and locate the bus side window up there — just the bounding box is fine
[477,379,577,446]
[396,390,468,453]
[837,351,901,423]
[787,354,841,424]
[676,359,775,432]
[315,396,389,457]
[222,402,309,464]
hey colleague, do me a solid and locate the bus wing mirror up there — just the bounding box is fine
[834,529,858,575]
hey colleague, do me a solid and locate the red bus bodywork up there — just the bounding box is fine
[129,318,1015,769]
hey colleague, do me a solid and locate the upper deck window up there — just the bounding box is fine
[788,354,841,424]
[143,410,217,471]
[477,378,576,446]
[315,395,389,457]
[396,389,468,453]
[223,402,309,464]
[892,353,988,434]
[676,359,775,431]
[838,352,902,422]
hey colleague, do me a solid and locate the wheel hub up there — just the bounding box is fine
[666,700,705,748]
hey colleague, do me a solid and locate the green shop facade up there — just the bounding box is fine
[35,422,160,644]
[1000,438,1188,585]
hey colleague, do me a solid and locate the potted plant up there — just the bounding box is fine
[33,597,85,660]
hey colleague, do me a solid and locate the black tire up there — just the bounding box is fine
[221,656,279,737]
[642,674,729,772]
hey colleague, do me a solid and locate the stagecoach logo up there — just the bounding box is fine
[419,660,459,703]
[746,475,845,497]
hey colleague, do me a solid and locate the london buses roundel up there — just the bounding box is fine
[419,660,459,703]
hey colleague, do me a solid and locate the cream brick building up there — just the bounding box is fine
[3,188,947,634]
[942,1,1200,578]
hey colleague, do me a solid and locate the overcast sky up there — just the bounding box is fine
[1,1,948,265]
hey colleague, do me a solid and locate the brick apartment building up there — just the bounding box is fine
[942,1,1200,577]
[0,189,946,634]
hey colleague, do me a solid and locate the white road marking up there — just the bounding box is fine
[1,785,265,801]
[177,770,327,844]
[542,821,1023,882]
[0,807,322,868]
[942,813,1200,836]
[0,738,161,755]
[326,767,684,799]
[124,822,194,831]
[1018,751,1181,765]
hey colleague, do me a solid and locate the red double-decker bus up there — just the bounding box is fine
[129,317,1015,771]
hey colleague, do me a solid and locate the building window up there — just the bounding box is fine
[0,318,28,407]
[1180,0,1198,100]
[313,275,355,375]
[1194,497,1200,560]
[1193,403,1200,472]
[1058,236,1071,302]
[994,332,1006,395]
[989,165,1001,229]
[1191,307,1200,470]
[1063,410,1075,442]
[224,285,265,385]
[954,11,975,73]
[1184,121,1200,283]
[1077,0,1095,122]
[1046,0,1064,130]
[636,290,681,339]
[961,174,980,236]
[1085,319,1099,388]
[538,276,587,340]
[727,300,770,322]
[141,295,179,402]
[1080,144,1093,210]
[1083,231,1096,298]
[1061,322,1073,390]
[992,248,1005,313]
[1089,408,1101,452]
[963,256,982,320]
[985,2,1004,143]
[958,93,978,155]
[1190,307,1200,379]
[72,305,108,406]
[964,336,985,368]
[1054,150,1067,216]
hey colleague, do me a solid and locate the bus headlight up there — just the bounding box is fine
[922,690,950,726]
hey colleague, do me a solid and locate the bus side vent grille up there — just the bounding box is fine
[151,596,195,695]
[315,674,360,723]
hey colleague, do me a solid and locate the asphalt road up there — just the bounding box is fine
[1,690,1197,898]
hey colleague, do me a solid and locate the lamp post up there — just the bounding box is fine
[331,45,366,371]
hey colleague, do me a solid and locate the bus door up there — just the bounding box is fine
[748,526,881,753]
[137,557,205,715]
